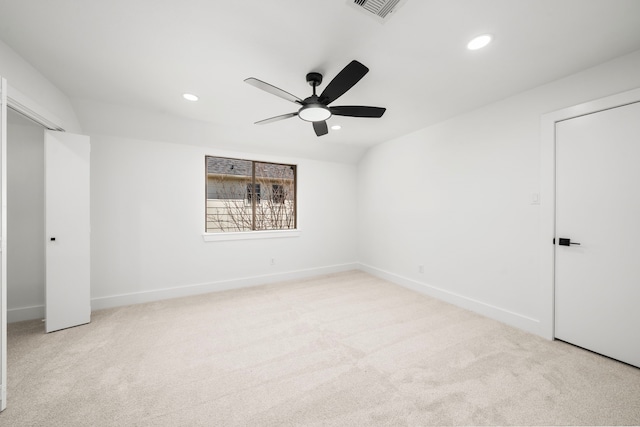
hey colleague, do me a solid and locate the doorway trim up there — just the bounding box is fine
[1,83,67,411]
[1,76,7,411]
[7,87,65,132]
[539,87,640,340]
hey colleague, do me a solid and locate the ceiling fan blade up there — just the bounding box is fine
[313,120,328,136]
[255,112,298,125]
[330,105,386,118]
[319,60,369,105]
[245,78,302,104]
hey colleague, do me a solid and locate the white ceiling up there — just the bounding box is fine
[1,0,640,161]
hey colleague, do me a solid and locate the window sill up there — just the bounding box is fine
[202,229,301,242]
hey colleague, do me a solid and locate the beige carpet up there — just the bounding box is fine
[2,270,640,426]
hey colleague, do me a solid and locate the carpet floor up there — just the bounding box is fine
[2,270,640,426]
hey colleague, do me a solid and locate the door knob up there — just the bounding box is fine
[558,238,580,246]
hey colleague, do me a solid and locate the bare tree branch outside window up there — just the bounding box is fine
[205,156,296,232]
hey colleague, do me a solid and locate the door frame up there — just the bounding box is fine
[1,77,7,411]
[0,83,67,411]
[539,87,640,340]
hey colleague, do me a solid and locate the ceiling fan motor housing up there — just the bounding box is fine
[306,72,323,87]
[300,73,331,122]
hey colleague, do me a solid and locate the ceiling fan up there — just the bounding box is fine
[245,60,386,137]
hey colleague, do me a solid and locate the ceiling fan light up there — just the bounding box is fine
[298,104,332,122]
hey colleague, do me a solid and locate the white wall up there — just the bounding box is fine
[0,39,81,133]
[357,49,640,337]
[89,134,358,309]
[6,111,45,322]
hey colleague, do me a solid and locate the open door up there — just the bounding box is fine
[1,77,8,411]
[44,131,90,333]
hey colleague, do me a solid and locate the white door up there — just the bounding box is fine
[555,101,640,368]
[0,77,8,411]
[45,131,90,333]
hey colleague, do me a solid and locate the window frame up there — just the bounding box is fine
[204,156,298,237]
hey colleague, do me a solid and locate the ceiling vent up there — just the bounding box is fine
[347,0,408,23]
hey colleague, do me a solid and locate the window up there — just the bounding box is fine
[205,156,296,232]
[246,183,261,205]
[272,184,285,204]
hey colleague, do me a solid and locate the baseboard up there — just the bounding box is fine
[91,263,359,311]
[358,263,544,337]
[9,263,541,337]
[8,305,45,324]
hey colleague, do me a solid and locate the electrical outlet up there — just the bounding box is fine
[418,264,424,274]
[271,258,276,265]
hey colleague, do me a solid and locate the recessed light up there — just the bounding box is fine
[467,34,492,50]
[183,93,199,101]
[331,125,342,130]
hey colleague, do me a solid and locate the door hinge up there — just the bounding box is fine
[553,238,555,245]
